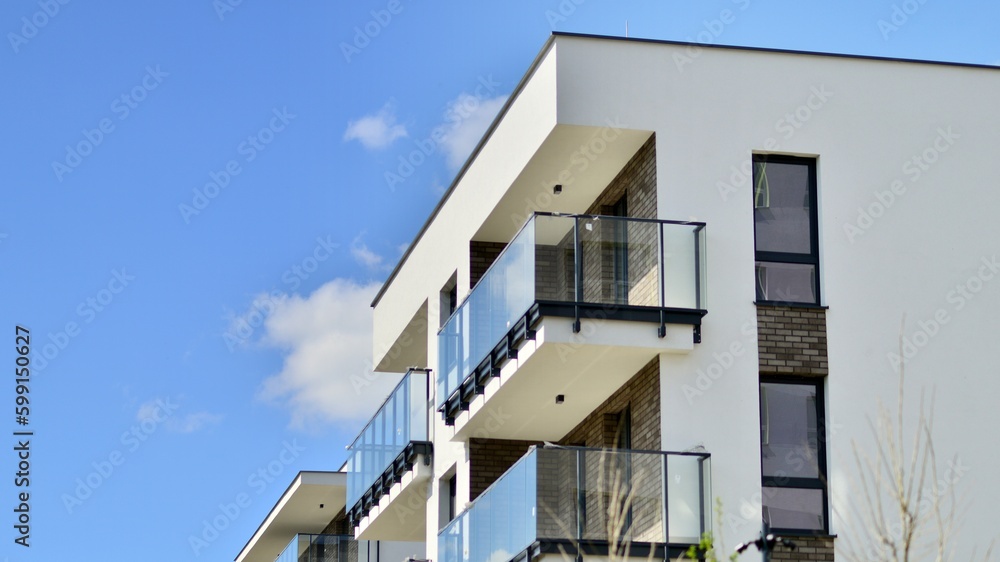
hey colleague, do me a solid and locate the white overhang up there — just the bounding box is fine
[235,471,348,562]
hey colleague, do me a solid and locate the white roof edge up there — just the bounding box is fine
[235,471,346,562]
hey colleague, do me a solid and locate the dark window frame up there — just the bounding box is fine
[752,154,821,305]
[758,376,829,535]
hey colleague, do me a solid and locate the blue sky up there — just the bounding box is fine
[0,1,996,560]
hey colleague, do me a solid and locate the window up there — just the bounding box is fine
[439,273,457,328]
[448,474,457,522]
[753,155,820,304]
[438,469,458,528]
[759,378,827,533]
[610,196,629,305]
[613,406,631,450]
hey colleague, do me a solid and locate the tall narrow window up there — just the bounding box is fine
[753,156,820,304]
[447,474,457,522]
[614,407,633,537]
[610,196,629,304]
[439,274,458,328]
[439,469,458,529]
[759,378,828,533]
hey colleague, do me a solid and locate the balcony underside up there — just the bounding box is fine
[372,123,654,374]
[236,472,349,562]
[448,306,701,442]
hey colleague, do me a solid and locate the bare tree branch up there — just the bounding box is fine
[834,322,991,562]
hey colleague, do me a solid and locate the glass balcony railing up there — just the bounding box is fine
[276,534,356,562]
[438,213,707,409]
[346,368,429,513]
[438,447,711,562]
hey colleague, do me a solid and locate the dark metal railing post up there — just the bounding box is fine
[576,449,585,541]
[573,216,583,333]
[658,223,666,308]
[698,456,707,538]
[661,454,669,542]
[694,225,705,309]
[658,223,667,338]
[458,318,464,400]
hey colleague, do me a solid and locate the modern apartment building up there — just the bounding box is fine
[240,33,1000,562]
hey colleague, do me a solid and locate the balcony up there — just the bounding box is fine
[438,447,711,562]
[276,534,356,562]
[438,213,707,438]
[346,368,431,541]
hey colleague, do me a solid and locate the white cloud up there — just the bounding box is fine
[254,279,402,430]
[136,400,167,422]
[170,412,224,433]
[343,102,408,150]
[223,291,287,350]
[440,93,508,170]
[135,398,222,434]
[350,233,386,270]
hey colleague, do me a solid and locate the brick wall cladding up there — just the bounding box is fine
[585,134,657,220]
[771,536,835,562]
[318,508,358,561]
[319,506,350,535]
[535,244,570,301]
[756,305,829,376]
[466,359,661,541]
[534,448,666,543]
[536,448,578,540]
[557,357,663,542]
[581,134,659,308]
[559,356,660,450]
[468,438,542,501]
[469,240,507,289]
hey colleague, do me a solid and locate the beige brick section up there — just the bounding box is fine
[756,305,828,376]
[559,356,660,451]
[584,134,659,307]
[585,134,657,220]
[468,438,542,500]
[469,240,507,289]
[557,357,663,542]
[770,536,835,562]
[466,358,661,542]
[320,506,350,534]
